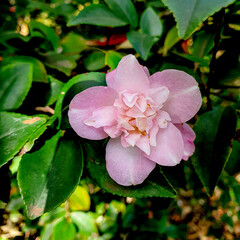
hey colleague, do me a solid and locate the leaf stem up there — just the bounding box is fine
[206,8,225,110]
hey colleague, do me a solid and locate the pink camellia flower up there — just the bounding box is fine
[68,55,202,186]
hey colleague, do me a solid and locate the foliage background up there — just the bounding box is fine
[0,0,239,239]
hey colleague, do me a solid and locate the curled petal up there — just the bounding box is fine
[147,122,184,166]
[175,123,195,160]
[68,86,117,140]
[149,70,202,123]
[106,138,156,186]
[107,55,149,92]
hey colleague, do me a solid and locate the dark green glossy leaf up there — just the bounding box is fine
[2,56,48,83]
[84,52,105,71]
[140,7,163,37]
[46,76,64,106]
[104,0,138,27]
[67,4,128,27]
[127,31,154,60]
[18,131,83,219]
[0,62,33,111]
[52,217,76,240]
[225,140,240,176]
[0,112,46,167]
[85,142,176,198]
[191,106,237,195]
[162,0,236,39]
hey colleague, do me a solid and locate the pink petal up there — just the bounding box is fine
[136,135,151,155]
[147,86,169,108]
[84,106,116,128]
[106,69,116,89]
[149,70,202,123]
[147,122,184,166]
[175,123,195,160]
[106,138,156,186]
[107,55,149,93]
[68,86,117,140]
[104,125,122,138]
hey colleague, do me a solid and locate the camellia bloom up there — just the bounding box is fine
[68,55,202,186]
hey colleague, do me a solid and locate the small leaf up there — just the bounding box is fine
[105,51,123,70]
[46,76,64,106]
[29,20,59,51]
[127,31,154,60]
[85,142,176,198]
[84,52,106,71]
[162,0,236,39]
[104,0,138,27]
[67,4,128,27]
[18,132,84,219]
[225,140,240,176]
[68,186,91,211]
[191,106,237,196]
[52,217,76,240]
[71,212,98,235]
[0,112,46,167]
[0,62,33,111]
[61,32,86,54]
[43,52,77,76]
[140,7,163,37]
[162,26,180,56]
[192,31,215,58]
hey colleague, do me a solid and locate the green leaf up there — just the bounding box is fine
[43,52,77,76]
[85,142,176,198]
[191,106,237,196]
[225,140,240,176]
[71,212,98,235]
[53,72,106,128]
[104,0,138,28]
[172,51,210,67]
[61,32,86,54]
[68,185,91,211]
[84,52,106,71]
[192,31,214,58]
[52,217,76,240]
[162,26,180,56]
[105,51,123,70]
[40,220,61,240]
[3,56,48,83]
[67,4,129,27]
[18,132,84,219]
[46,76,64,106]
[127,31,154,60]
[140,7,163,37]
[162,0,236,39]
[0,112,46,167]
[0,62,33,111]
[29,20,59,51]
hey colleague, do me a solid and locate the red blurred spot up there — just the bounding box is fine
[9,6,16,13]
[89,34,127,46]
[181,38,191,54]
